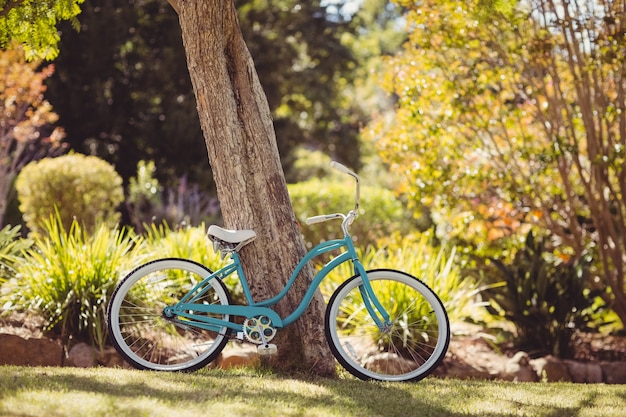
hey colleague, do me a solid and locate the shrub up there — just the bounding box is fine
[141,222,227,267]
[126,160,164,230]
[285,148,336,183]
[15,153,124,234]
[1,214,142,350]
[141,223,241,301]
[126,160,220,231]
[289,179,412,249]
[483,232,607,358]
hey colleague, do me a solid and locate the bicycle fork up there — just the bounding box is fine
[352,260,392,331]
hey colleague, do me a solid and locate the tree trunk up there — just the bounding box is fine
[170,0,335,376]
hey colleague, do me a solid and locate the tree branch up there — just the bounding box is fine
[0,0,26,18]
[165,0,180,15]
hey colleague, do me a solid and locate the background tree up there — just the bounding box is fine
[45,0,208,189]
[237,0,363,175]
[0,44,65,227]
[0,0,83,60]
[369,0,626,324]
[44,0,362,190]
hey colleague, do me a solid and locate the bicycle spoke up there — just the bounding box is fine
[326,270,449,382]
[108,259,232,371]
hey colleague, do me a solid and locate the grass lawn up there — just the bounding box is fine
[1,366,625,417]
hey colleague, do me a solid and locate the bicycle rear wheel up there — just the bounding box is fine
[107,258,232,371]
[325,269,450,382]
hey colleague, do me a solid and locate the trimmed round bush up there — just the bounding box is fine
[15,153,124,233]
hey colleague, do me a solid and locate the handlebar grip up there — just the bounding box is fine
[305,213,344,225]
[330,161,355,176]
[305,215,332,225]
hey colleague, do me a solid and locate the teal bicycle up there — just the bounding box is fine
[107,162,450,382]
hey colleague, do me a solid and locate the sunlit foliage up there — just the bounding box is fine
[0,0,84,60]
[16,153,123,234]
[368,1,542,253]
[1,214,140,350]
[367,0,626,324]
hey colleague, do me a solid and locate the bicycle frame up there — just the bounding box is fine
[163,234,391,333]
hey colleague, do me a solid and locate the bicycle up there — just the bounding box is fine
[107,162,450,382]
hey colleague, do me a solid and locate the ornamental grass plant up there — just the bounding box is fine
[140,222,240,299]
[0,225,32,285]
[322,234,485,326]
[0,214,142,350]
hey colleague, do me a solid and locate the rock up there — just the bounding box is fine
[0,333,62,366]
[67,343,96,368]
[361,352,419,375]
[530,355,571,382]
[434,356,494,380]
[563,360,603,383]
[502,351,537,382]
[442,335,508,380]
[601,361,626,384]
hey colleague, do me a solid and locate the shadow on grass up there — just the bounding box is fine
[0,366,624,417]
[321,376,592,417]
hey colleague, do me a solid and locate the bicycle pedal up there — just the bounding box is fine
[257,344,277,355]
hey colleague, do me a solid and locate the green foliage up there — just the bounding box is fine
[237,0,363,171]
[366,0,613,249]
[15,153,124,234]
[126,160,164,230]
[141,222,241,301]
[141,222,226,269]
[368,0,626,326]
[45,0,212,188]
[0,225,31,284]
[336,0,407,156]
[44,0,366,188]
[126,161,220,231]
[288,178,411,249]
[1,214,141,350]
[322,234,485,327]
[367,0,537,254]
[0,0,84,60]
[286,148,336,183]
[483,232,607,358]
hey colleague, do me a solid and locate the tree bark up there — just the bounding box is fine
[171,0,335,376]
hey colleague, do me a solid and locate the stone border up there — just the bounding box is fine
[436,351,626,383]
[0,334,258,369]
[2,333,626,383]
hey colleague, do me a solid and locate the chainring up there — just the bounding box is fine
[242,316,277,344]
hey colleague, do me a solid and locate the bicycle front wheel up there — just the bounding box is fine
[107,258,232,372]
[325,269,450,382]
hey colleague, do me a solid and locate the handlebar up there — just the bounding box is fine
[304,161,360,234]
[305,214,343,225]
[330,161,355,176]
